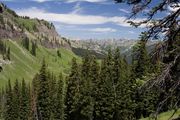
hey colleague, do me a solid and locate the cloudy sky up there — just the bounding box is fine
[0,0,170,39]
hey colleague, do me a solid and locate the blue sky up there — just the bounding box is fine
[0,0,172,39]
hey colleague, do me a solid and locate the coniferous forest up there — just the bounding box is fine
[0,35,179,120]
[0,0,180,120]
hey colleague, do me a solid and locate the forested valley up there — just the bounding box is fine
[0,35,179,120]
[0,0,180,120]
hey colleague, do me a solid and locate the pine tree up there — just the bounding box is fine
[12,79,20,120]
[94,49,115,120]
[22,37,29,51]
[65,58,81,120]
[19,79,29,120]
[7,47,10,60]
[37,60,51,120]
[88,56,99,120]
[132,34,150,78]
[79,56,99,120]
[30,74,40,120]
[0,88,5,119]
[112,48,122,120]
[48,72,57,119]
[57,50,61,58]
[4,79,14,120]
[54,73,64,120]
[31,41,37,56]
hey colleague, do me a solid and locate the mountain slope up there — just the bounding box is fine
[0,3,70,49]
[0,3,80,87]
[0,39,79,87]
[140,109,180,120]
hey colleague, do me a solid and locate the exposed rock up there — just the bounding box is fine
[0,28,25,39]
[0,2,71,49]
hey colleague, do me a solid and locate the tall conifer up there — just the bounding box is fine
[37,60,50,120]
[19,79,29,120]
[65,58,81,120]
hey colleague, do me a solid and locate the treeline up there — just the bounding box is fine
[0,40,176,120]
[0,40,10,60]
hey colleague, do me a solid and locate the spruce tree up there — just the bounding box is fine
[57,50,61,58]
[22,37,29,51]
[88,56,99,120]
[94,49,114,120]
[54,73,64,120]
[4,80,14,120]
[19,79,29,120]
[12,79,20,120]
[132,34,150,78]
[7,47,10,60]
[37,60,50,120]
[30,74,40,120]
[31,41,37,56]
[79,56,99,120]
[112,48,122,120]
[0,88,5,119]
[48,72,57,118]
[65,58,81,120]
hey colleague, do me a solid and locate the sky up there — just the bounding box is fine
[0,0,172,39]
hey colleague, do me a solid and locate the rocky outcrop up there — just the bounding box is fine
[0,2,71,49]
[0,28,25,39]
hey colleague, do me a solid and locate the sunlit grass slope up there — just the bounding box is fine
[0,40,79,87]
[140,109,180,120]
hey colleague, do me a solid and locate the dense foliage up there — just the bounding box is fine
[1,40,176,120]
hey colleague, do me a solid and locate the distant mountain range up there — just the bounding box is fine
[70,38,158,62]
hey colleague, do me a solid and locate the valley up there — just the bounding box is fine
[0,1,179,120]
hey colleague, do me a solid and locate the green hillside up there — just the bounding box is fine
[0,39,79,87]
[140,109,180,120]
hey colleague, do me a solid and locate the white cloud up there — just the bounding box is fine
[89,28,117,32]
[119,8,130,14]
[15,7,145,27]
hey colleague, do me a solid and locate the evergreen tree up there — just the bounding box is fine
[0,88,5,119]
[22,37,29,51]
[31,41,37,56]
[132,34,150,78]
[30,74,40,120]
[94,49,114,120]
[48,72,57,119]
[57,50,61,58]
[7,47,10,60]
[79,56,99,120]
[4,80,14,120]
[37,60,51,120]
[19,79,29,120]
[88,56,99,120]
[65,58,81,120]
[111,48,122,120]
[54,73,64,120]
[0,40,6,55]
[109,48,135,120]
[12,79,20,120]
